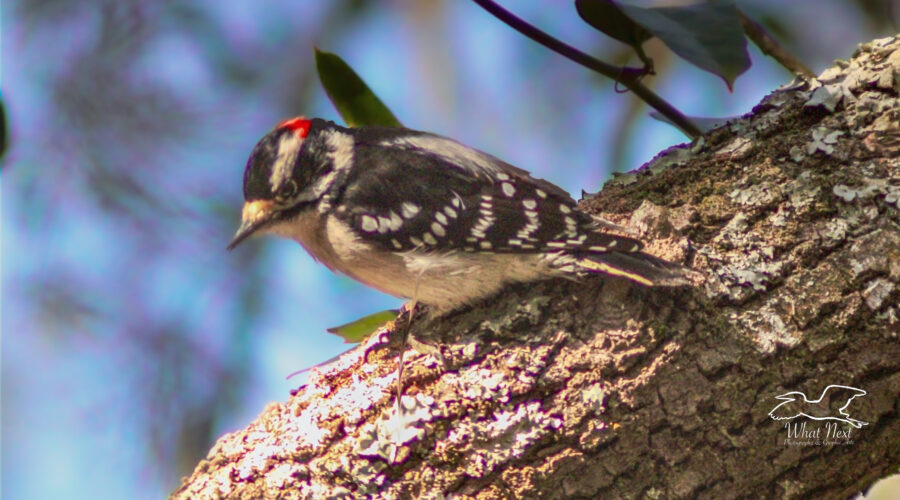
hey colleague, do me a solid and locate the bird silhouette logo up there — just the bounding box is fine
[769,385,869,428]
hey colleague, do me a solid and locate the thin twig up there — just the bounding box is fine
[472,0,702,139]
[738,10,816,79]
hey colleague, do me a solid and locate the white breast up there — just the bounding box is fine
[269,212,559,313]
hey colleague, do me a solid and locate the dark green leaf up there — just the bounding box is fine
[314,48,402,128]
[0,96,8,164]
[615,1,750,89]
[326,309,400,344]
[576,0,653,67]
[575,0,750,89]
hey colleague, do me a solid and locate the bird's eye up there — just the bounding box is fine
[275,180,298,203]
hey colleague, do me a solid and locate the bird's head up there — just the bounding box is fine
[228,117,321,250]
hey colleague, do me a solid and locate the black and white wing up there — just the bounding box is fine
[335,132,640,251]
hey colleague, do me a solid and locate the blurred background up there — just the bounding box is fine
[2,1,896,498]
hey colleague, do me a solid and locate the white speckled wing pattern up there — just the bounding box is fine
[332,130,646,263]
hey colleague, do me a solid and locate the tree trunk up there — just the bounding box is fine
[173,35,900,500]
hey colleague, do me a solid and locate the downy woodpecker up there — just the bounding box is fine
[229,118,687,314]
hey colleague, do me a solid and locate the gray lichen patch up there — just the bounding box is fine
[833,177,900,209]
[715,136,754,159]
[356,393,436,463]
[863,278,896,310]
[443,400,563,476]
[732,301,800,353]
[807,126,844,155]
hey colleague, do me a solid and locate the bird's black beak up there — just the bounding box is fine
[227,200,276,250]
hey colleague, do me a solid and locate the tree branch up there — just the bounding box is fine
[738,10,816,79]
[471,0,703,139]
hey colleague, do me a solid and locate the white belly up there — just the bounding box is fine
[269,212,557,313]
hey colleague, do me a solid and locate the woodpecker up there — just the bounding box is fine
[229,117,687,314]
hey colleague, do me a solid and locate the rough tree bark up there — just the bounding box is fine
[174,35,900,499]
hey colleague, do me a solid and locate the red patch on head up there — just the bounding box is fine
[277,117,312,138]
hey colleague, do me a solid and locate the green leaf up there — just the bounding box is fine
[575,0,653,67]
[314,48,402,128]
[0,96,8,164]
[575,0,751,90]
[326,309,400,344]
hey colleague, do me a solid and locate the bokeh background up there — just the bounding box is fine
[2,1,896,498]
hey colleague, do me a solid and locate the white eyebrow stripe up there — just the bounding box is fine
[269,133,304,191]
